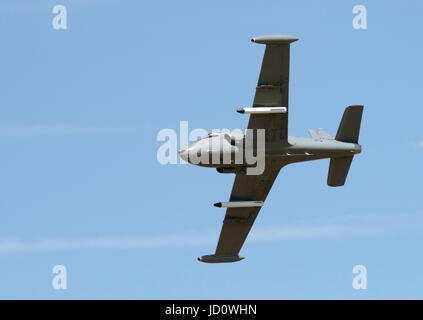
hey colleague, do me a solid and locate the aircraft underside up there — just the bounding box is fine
[179,34,364,263]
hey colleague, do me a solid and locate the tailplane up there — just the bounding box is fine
[309,128,334,140]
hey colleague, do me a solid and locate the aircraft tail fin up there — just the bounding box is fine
[327,105,363,186]
[335,105,364,143]
[327,156,354,187]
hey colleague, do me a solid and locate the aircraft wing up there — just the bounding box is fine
[247,35,298,143]
[197,36,297,263]
[198,158,285,263]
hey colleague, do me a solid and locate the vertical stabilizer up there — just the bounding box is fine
[335,105,364,143]
[327,156,354,187]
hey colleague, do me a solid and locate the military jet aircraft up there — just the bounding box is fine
[179,35,363,263]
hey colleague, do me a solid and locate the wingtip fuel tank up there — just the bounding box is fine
[251,35,299,45]
[198,254,245,263]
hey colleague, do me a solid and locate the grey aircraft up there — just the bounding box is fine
[179,35,363,263]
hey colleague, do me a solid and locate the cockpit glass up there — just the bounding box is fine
[207,132,219,138]
[191,132,219,146]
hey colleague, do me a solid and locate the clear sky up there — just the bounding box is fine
[1,0,423,299]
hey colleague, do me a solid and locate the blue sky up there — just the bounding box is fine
[0,0,422,299]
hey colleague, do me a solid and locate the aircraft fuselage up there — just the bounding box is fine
[179,133,361,169]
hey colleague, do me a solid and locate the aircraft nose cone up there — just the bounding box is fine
[179,148,189,162]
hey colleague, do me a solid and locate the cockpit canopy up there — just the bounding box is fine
[205,132,220,138]
[198,131,244,146]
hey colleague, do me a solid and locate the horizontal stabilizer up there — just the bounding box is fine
[309,129,334,140]
[198,254,245,263]
[327,156,354,187]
